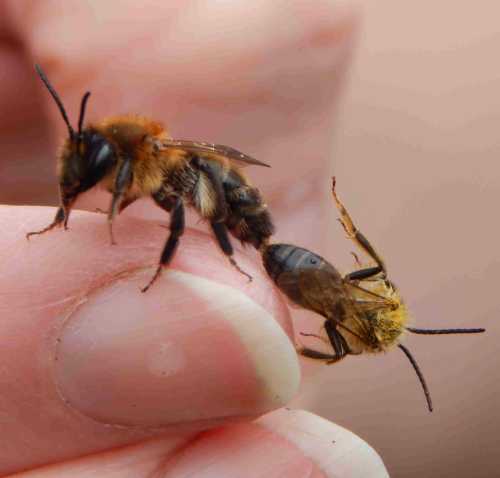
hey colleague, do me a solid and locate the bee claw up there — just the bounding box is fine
[108,222,117,245]
[142,265,163,292]
[229,257,252,282]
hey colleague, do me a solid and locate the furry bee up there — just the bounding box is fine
[263,177,485,412]
[27,65,274,291]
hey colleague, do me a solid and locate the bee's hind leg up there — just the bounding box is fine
[26,207,65,239]
[189,155,252,282]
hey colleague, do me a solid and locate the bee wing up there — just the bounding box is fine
[290,269,375,342]
[161,139,271,168]
[275,268,346,319]
[343,282,394,312]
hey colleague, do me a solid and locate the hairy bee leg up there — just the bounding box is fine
[190,156,227,221]
[324,320,350,359]
[26,207,65,239]
[211,221,253,282]
[142,196,185,293]
[191,156,251,281]
[107,159,133,245]
[331,177,386,274]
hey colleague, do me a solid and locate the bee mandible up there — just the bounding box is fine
[263,177,485,412]
[27,65,274,291]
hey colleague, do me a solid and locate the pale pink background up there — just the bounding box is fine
[295,2,499,477]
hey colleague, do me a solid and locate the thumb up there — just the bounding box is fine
[0,205,299,474]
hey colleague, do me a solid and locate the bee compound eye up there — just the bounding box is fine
[94,142,113,166]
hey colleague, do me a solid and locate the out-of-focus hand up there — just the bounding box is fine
[0,1,388,476]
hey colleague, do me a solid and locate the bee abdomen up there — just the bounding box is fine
[223,178,274,249]
[263,244,327,281]
[262,243,342,315]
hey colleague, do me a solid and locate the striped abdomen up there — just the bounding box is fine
[223,168,274,249]
[262,243,343,317]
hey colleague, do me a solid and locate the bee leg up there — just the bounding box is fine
[95,196,137,216]
[26,206,65,239]
[331,177,387,275]
[344,266,384,282]
[190,156,227,221]
[190,156,251,281]
[300,332,330,345]
[299,347,344,363]
[211,221,253,282]
[142,195,185,293]
[299,321,350,364]
[324,320,350,361]
[107,159,133,245]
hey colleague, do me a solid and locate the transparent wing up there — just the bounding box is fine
[343,281,395,312]
[275,268,344,318]
[161,139,271,168]
[292,269,374,343]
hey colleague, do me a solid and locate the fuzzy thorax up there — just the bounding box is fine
[340,281,410,355]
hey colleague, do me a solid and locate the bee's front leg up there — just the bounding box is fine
[107,159,133,245]
[26,207,65,239]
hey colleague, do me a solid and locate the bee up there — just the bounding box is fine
[27,65,274,291]
[262,177,485,412]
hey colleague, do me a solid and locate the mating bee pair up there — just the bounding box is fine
[28,65,484,412]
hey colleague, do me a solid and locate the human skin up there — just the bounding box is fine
[0,1,388,477]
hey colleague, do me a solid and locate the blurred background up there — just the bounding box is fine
[1,1,498,477]
[297,1,499,477]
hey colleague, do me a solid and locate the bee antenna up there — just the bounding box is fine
[35,64,75,139]
[407,327,485,335]
[397,344,433,412]
[78,91,91,136]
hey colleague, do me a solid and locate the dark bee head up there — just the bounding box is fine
[35,64,116,206]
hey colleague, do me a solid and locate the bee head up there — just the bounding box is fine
[35,64,116,207]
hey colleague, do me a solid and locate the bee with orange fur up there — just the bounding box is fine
[27,65,274,291]
[263,177,485,412]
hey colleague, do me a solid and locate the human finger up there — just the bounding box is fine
[10,409,387,478]
[0,206,299,475]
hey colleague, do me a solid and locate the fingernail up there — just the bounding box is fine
[259,410,389,477]
[55,269,300,427]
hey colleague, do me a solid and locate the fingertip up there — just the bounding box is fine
[56,268,300,426]
[3,205,299,433]
[259,409,389,477]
